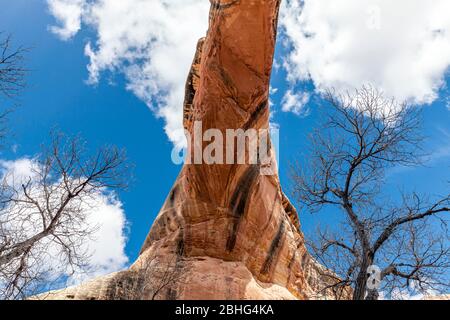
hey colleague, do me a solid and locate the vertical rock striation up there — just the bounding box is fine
[36,0,329,300]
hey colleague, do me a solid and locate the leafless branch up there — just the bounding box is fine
[0,33,28,99]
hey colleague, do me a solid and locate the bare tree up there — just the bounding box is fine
[0,133,129,299]
[0,33,27,99]
[291,86,450,300]
[0,33,27,144]
[132,254,185,300]
[0,33,133,300]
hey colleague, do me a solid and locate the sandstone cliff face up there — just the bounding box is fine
[35,0,329,300]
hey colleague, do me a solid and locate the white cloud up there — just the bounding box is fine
[47,0,210,148]
[281,0,450,106]
[388,280,440,300]
[0,158,129,290]
[66,192,128,285]
[47,0,85,40]
[281,89,310,116]
[0,158,37,183]
[270,87,279,95]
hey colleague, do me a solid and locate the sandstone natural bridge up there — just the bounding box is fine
[37,0,330,300]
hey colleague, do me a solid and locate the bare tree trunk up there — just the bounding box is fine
[366,289,379,300]
[353,255,373,300]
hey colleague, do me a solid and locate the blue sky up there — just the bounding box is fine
[1,0,449,282]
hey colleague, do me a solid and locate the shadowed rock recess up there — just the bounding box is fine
[36,0,330,300]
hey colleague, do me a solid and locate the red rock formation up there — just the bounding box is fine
[36,0,329,300]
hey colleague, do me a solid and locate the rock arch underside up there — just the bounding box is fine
[36,0,334,300]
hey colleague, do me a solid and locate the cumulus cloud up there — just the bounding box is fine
[0,158,37,182]
[281,89,310,116]
[47,0,209,148]
[47,0,85,40]
[0,158,129,289]
[388,280,440,300]
[281,0,450,106]
[65,192,128,285]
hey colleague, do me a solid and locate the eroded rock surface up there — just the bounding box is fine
[35,0,330,300]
